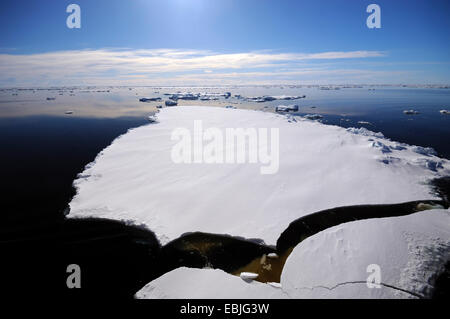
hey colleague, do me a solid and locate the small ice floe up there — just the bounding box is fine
[165,100,178,107]
[440,109,449,115]
[139,97,161,102]
[240,272,259,281]
[169,93,199,101]
[267,282,282,289]
[275,105,299,112]
[403,109,419,115]
[46,97,56,101]
[267,253,279,259]
[358,121,371,125]
[303,114,323,120]
[65,111,73,115]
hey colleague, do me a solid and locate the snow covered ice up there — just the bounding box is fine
[281,208,450,299]
[69,106,449,246]
[136,208,450,299]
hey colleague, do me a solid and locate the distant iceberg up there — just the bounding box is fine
[246,95,305,103]
[275,105,299,112]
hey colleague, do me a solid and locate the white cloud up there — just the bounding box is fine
[0,48,387,86]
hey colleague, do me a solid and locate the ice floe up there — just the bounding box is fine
[165,100,178,106]
[240,272,259,281]
[281,208,450,298]
[139,97,162,102]
[403,110,420,115]
[275,105,299,112]
[246,95,305,103]
[69,106,449,246]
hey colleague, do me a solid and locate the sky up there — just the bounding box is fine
[0,0,449,86]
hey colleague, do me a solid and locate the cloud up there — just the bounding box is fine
[0,48,387,86]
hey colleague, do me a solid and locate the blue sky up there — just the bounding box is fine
[1,0,449,86]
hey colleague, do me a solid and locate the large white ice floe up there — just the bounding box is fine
[136,209,449,299]
[69,106,449,245]
[281,208,450,299]
[135,267,287,299]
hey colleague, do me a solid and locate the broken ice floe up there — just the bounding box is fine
[246,95,305,103]
[165,100,178,106]
[440,110,449,115]
[275,105,299,113]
